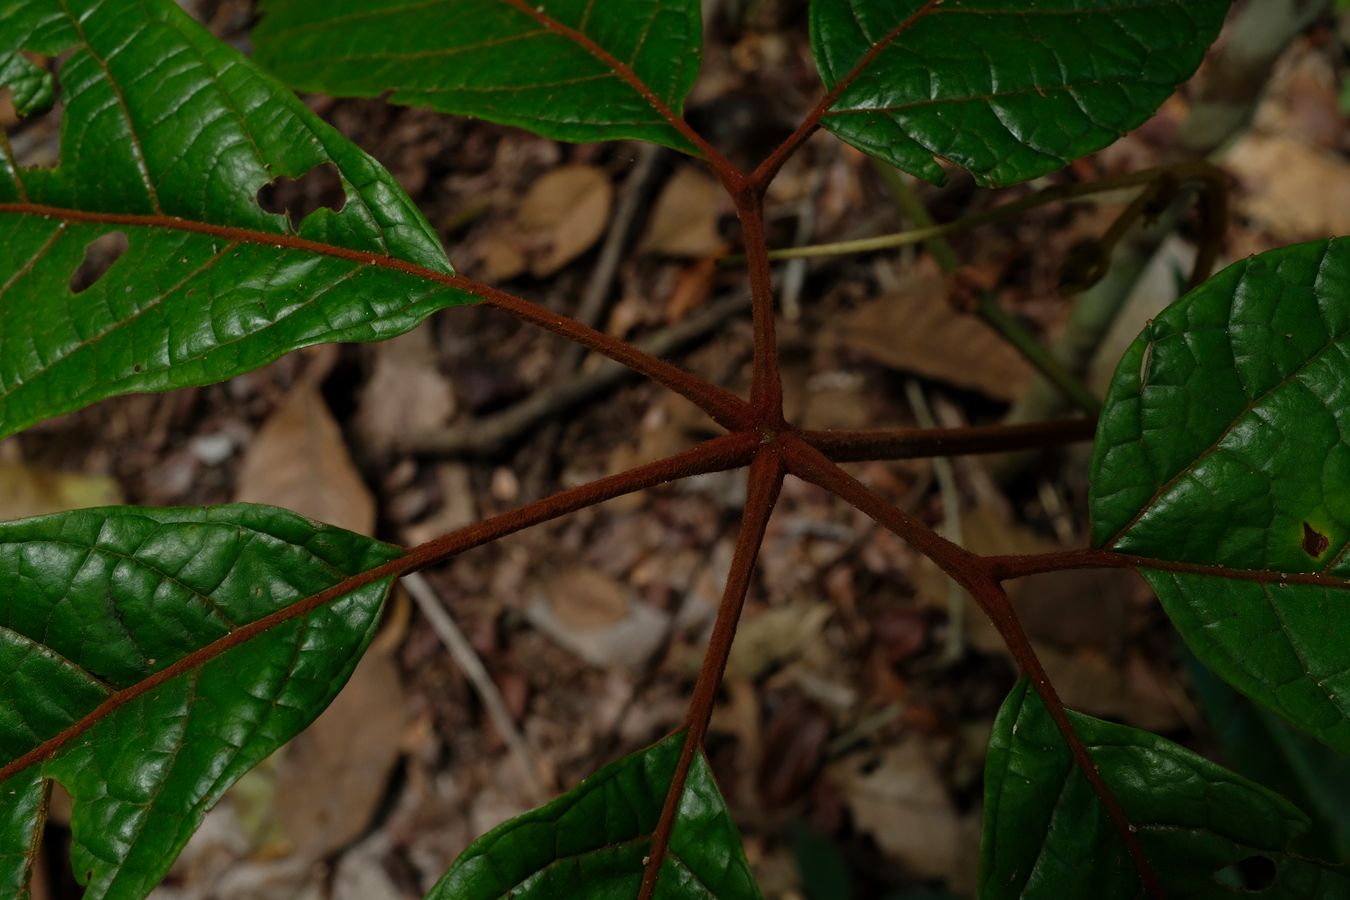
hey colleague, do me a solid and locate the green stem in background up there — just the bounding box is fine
[995,0,1320,465]
[974,292,1102,415]
[741,161,1220,264]
[874,161,1103,415]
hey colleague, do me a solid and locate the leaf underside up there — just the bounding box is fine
[1092,239,1350,753]
[429,731,762,900]
[809,0,1230,186]
[0,0,475,442]
[0,505,399,899]
[252,0,703,153]
[981,680,1350,899]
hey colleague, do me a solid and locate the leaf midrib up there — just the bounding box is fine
[1106,256,1349,552]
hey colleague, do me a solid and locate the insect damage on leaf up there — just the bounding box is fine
[1302,522,1330,559]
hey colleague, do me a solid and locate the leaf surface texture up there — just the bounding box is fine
[253,0,703,152]
[0,505,399,898]
[0,0,473,441]
[1092,239,1350,752]
[428,731,762,899]
[809,0,1229,185]
[981,680,1350,898]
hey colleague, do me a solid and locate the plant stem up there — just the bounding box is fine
[875,164,1103,414]
[748,161,1222,263]
[0,203,757,434]
[797,418,1096,462]
[781,435,1161,897]
[749,0,942,187]
[734,187,786,426]
[639,446,785,900]
[0,433,760,787]
[975,291,1102,414]
[400,292,753,456]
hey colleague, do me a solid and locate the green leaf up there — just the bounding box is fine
[809,0,1229,186]
[0,505,399,899]
[1091,239,1350,752]
[981,679,1350,899]
[0,50,54,117]
[252,0,703,153]
[428,731,763,899]
[0,0,474,442]
[1188,656,1350,863]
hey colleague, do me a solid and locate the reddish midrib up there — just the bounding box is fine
[750,0,944,186]
[0,202,755,430]
[0,433,760,787]
[494,0,739,183]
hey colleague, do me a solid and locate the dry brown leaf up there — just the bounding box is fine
[475,227,529,281]
[0,461,122,522]
[355,324,455,454]
[726,601,832,681]
[546,566,631,628]
[517,163,614,276]
[830,738,963,880]
[1227,133,1350,240]
[832,258,1033,402]
[235,383,374,536]
[637,166,728,258]
[274,649,406,862]
[527,568,669,670]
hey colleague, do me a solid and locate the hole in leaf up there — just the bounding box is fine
[1215,854,1277,892]
[256,162,346,229]
[1302,522,1330,558]
[69,231,128,294]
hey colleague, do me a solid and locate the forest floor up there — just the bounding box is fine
[5,2,1350,898]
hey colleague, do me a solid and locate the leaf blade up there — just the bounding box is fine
[1091,238,1350,752]
[981,679,1350,899]
[0,0,474,441]
[0,504,400,899]
[252,0,703,153]
[427,731,763,899]
[809,0,1229,186]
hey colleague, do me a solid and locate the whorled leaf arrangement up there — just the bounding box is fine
[5,0,1347,897]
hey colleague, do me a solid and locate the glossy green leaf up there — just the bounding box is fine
[0,0,474,442]
[809,0,1229,186]
[1091,239,1350,752]
[1188,656,1350,863]
[0,50,54,117]
[428,731,762,899]
[981,679,1350,899]
[0,505,399,899]
[252,0,702,153]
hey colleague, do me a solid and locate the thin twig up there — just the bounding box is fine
[741,161,1222,263]
[903,379,965,663]
[0,433,760,786]
[876,167,1101,414]
[558,144,666,372]
[797,417,1096,462]
[638,446,785,900]
[402,572,547,800]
